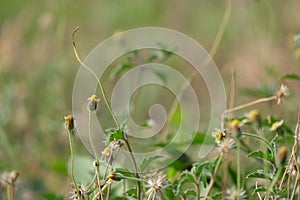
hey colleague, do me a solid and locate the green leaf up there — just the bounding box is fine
[246,169,274,180]
[139,155,162,171]
[106,122,127,143]
[42,193,63,200]
[247,150,273,163]
[109,62,133,80]
[279,73,300,81]
[165,185,180,200]
[192,161,209,177]
[124,188,137,198]
[177,171,195,192]
[114,168,135,178]
[185,189,196,196]
[252,186,267,195]
[192,132,215,145]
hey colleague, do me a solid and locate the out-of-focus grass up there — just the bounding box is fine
[0,0,300,198]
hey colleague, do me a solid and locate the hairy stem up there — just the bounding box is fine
[68,130,81,200]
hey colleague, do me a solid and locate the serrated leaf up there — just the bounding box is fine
[114,168,135,178]
[177,171,195,191]
[246,169,274,180]
[247,150,273,162]
[192,161,209,177]
[185,189,196,196]
[252,185,267,195]
[124,188,137,198]
[139,155,162,171]
[279,73,300,80]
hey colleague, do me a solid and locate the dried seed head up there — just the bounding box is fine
[217,138,236,154]
[145,171,167,198]
[69,183,88,200]
[64,115,75,132]
[275,84,289,105]
[10,170,19,183]
[107,172,123,182]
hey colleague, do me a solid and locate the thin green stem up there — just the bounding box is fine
[88,111,104,200]
[124,139,141,200]
[7,185,11,200]
[265,166,282,199]
[72,27,119,128]
[68,130,81,200]
[236,140,241,200]
[241,132,274,154]
[205,154,223,198]
[194,182,200,200]
[88,111,99,159]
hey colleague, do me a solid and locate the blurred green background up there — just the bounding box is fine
[0,0,300,199]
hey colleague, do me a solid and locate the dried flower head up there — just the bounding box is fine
[217,138,236,154]
[275,84,289,105]
[69,183,89,200]
[107,172,123,182]
[270,120,284,132]
[144,171,167,199]
[0,171,19,191]
[225,187,247,200]
[212,129,227,144]
[87,94,100,111]
[64,115,75,132]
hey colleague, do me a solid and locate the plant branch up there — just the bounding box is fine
[72,27,120,128]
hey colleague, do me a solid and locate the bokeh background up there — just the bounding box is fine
[0,0,300,199]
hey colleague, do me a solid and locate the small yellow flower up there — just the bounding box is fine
[248,109,259,121]
[231,119,240,128]
[87,94,100,111]
[64,115,74,131]
[270,120,284,132]
[277,145,288,164]
[212,129,227,143]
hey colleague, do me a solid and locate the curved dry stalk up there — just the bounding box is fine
[72,27,120,128]
[224,96,276,114]
[279,111,300,199]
